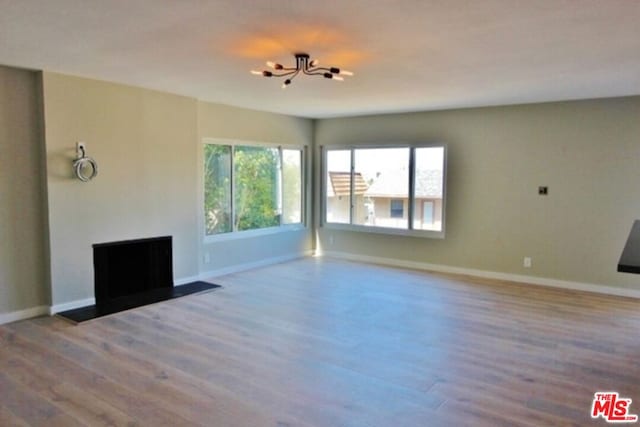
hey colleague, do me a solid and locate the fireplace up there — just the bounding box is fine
[93,235,173,305]
[56,235,221,323]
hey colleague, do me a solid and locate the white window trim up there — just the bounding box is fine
[202,138,307,243]
[321,143,447,239]
[204,223,306,243]
[323,222,445,239]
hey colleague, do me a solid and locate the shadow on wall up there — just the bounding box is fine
[47,146,80,181]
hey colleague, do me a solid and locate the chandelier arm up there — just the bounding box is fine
[269,70,299,77]
[289,69,301,81]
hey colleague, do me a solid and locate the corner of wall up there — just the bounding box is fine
[36,71,53,307]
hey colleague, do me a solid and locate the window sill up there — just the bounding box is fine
[322,222,445,239]
[204,223,306,243]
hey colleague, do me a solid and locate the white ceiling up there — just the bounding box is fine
[1,0,639,118]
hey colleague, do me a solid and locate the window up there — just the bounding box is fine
[323,145,446,237]
[325,150,351,224]
[390,199,404,218]
[204,144,232,235]
[412,147,444,231]
[204,142,304,236]
[354,147,409,229]
[282,149,302,224]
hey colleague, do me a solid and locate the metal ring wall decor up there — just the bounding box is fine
[73,145,98,182]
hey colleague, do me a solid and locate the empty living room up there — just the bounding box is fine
[2,1,640,426]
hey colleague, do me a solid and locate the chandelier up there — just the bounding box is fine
[251,53,353,88]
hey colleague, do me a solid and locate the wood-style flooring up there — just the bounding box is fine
[1,257,640,426]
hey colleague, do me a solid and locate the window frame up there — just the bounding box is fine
[203,138,306,243]
[321,143,447,239]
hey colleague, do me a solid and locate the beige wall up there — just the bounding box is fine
[5,64,640,312]
[197,102,314,274]
[42,72,201,305]
[40,73,313,306]
[315,97,640,290]
[0,66,49,315]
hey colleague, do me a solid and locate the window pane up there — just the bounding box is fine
[204,144,232,235]
[355,147,409,229]
[282,149,302,224]
[325,150,351,224]
[234,146,280,231]
[413,147,444,231]
[390,199,404,218]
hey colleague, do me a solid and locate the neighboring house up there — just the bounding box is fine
[326,172,368,223]
[363,169,443,230]
[326,169,443,231]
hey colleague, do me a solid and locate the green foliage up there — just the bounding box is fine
[204,145,231,234]
[204,145,301,235]
[233,146,279,231]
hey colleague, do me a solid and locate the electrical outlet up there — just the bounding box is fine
[523,257,532,268]
[538,186,548,195]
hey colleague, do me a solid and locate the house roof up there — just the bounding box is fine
[365,169,443,199]
[328,172,368,197]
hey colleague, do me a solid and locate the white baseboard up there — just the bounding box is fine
[200,250,314,279]
[0,306,49,325]
[48,273,205,315]
[11,249,636,323]
[13,253,312,321]
[175,275,201,286]
[321,251,640,299]
[49,297,96,315]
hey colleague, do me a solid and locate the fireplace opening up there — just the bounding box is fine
[56,235,221,323]
[94,235,173,305]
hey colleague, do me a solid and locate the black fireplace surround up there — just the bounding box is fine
[94,236,174,305]
[57,235,220,323]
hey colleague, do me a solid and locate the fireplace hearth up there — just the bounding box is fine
[57,235,220,323]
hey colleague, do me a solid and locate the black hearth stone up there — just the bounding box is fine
[56,281,221,323]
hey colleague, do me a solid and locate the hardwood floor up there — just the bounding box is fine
[1,257,640,426]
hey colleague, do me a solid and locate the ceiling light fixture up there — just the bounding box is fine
[251,53,353,89]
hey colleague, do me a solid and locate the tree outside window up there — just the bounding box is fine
[204,143,303,236]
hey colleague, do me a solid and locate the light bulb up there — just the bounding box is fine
[333,75,345,81]
[267,61,283,70]
[282,79,292,89]
[340,70,354,76]
[309,59,319,67]
[250,70,263,75]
